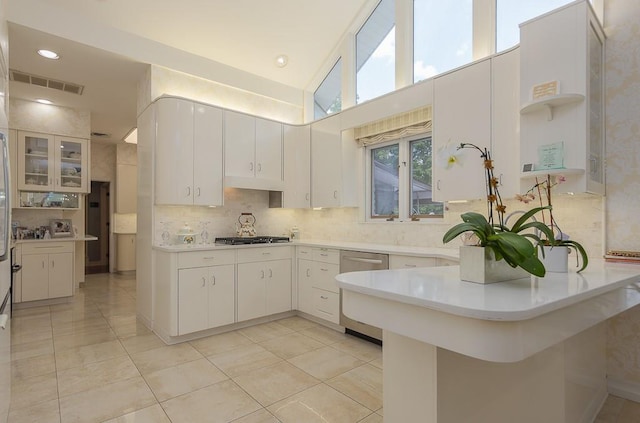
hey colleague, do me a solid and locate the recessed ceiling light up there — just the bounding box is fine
[35,99,53,105]
[275,55,288,68]
[37,49,60,60]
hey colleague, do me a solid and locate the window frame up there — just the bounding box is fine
[365,132,442,221]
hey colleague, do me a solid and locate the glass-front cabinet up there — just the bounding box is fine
[17,131,88,194]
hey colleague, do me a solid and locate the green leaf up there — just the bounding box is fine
[517,255,546,277]
[515,221,555,241]
[510,206,552,232]
[443,223,487,245]
[558,240,589,272]
[460,212,494,238]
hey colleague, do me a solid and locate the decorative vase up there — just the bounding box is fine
[540,245,568,273]
[459,246,530,284]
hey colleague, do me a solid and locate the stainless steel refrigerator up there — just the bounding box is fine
[0,132,12,422]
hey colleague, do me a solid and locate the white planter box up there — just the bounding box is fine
[540,245,569,273]
[459,246,530,284]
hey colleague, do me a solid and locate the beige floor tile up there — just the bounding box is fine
[267,384,371,423]
[55,339,127,371]
[300,325,349,345]
[331,338,382,362]
[130,342,203,374]
[357,413,383,423]
[11,306,50,318]
[11,353,56,382]
[52,316,111,336]
[190,331,254,356]
[327,364,383,411]
[275,316,319,331]
[260,331,325,360]
[238,321,295,343]
[161,380,262,423]
[207,343,282,378]
[234,361,320,406]
[103,404,171,423]
[112,321,152,338]
[57,356,140,397]
[288,346,365,380]
[233,408,281,423]
[594,395,625,422]
[370,357,383,370]
[618,398,640,423]
[7,398,60,423]
[50,309,104,326]
[10,313,52,333]
[59,376,156,423]
[10,326,52,346]
[144,358,228,401]
[8,371,58,411]
[53,328,118,352]
[10,338,54,362]
[120,332,166,355]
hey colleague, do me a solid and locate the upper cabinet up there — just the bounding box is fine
[224,111,284,191]
[310,115,358,208]
[155,97,224,206]
[432,58,492,202]
[17,131,89,193]
[519,0,604,195]
[282,124,311,208]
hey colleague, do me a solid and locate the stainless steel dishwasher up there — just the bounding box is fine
[339,250,389,343]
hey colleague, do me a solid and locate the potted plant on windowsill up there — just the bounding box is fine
[517,174,588,272]
[441,143,557,283]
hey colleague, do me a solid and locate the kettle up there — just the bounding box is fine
[235,212,257,238]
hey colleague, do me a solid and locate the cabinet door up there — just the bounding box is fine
[18,131,54,191]
[208,264,235,328]
[255,118,282,182]
[48,252,73,298]
[21,253,49,301]
[297,259,314,315]
[311,261,339,294]
[116,234,136,272]
[178,267,209,335]
[283,125,311,208]
[224,111,256,179]
[237,261,266,321]
[265,259,291,315]
[55,136,88,193]
[389,255,437,270]
[432,59,491,201]
[155,98,195,205]
[311,116,342,208]
[194,104,224,206]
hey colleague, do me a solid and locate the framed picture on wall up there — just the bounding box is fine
[49,219,73,238]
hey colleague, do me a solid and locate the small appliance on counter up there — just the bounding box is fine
[176,223,196,245]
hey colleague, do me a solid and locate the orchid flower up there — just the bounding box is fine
[438,141,464,169]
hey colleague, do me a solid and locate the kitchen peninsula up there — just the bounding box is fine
[337,261,640,423]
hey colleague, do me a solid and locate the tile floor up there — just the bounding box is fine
[7,272,638,422]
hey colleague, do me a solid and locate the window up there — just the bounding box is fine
[314,58,342,120]
[413,0,473,83]
[368,135,442,220]
[356,0,395,104]
[496,0,574,52]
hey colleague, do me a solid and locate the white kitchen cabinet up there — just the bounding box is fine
[389,255,437,269]
[155,97,224,206]
[116,234,136,272]
[310,115,357,208]
[296,246,340,324]
[519,0,604,195]
[237,246,292,322]
[20,242,74,302]
[178,264,235,335]
[17,131,89,193]
[224,110,284,190]
[432,58,491,202]
[282,124,311,208]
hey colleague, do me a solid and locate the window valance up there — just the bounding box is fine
[355,106,432,147]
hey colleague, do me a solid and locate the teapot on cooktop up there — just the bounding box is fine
[235,212,257,238]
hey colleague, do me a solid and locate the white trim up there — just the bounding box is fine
[607,377,640,403]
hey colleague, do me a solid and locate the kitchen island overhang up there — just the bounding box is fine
[337,260,640,423]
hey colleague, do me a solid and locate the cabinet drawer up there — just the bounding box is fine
[297,246,312,258]
[311,288,339,324]
[312,248,340,264]
[312,262,339,293]
[21,242,73,255]
[178,249,236,268]
[389,255,436,270]
[437,258,459,266]
[237,246,292,263]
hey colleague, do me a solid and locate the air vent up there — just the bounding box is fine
[9,69,84,95]
[91,132,110,138]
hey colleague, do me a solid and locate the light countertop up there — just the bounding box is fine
[14,235,98,244]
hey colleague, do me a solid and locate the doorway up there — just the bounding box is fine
[85,181,110,274]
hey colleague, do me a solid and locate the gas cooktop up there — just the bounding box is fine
[215,236,290,245]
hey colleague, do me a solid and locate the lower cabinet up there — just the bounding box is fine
[178,264,234,335]
[237,259,292,321]
[21,242,74,302]
[297,246,340,324]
